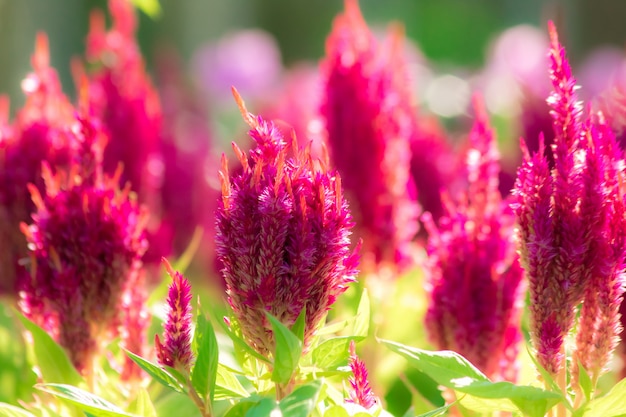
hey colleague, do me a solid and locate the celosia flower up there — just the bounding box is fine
[19,116,147,372]
[84,0,164,266]
[424,96,525,381]
[320,0,419,271]
[155,259,194,373]
[119,270,149,382]
[345,341,377,409]
[513,22,626,382]
[0,34,75,296]
[216,89,359,356]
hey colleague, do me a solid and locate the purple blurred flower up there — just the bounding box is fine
[155,259,194,373]
[513,22,626,382]
[216,90,359,355]
[0,35,75,297]
[345,341,377,409]
[424,96,525,381]
[19,116,148,372]
[320,0,419,272]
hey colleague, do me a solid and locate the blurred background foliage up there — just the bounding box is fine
[1,0,625,113]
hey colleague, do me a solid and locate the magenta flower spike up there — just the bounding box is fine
[320,0,419,272]
[423,96,525,381]
[155,258,194,373]
[0,34,76,297]
[19,116,148,373]
[85,0,162,216]
[513,22,626,383]
[216,89,359,356]
[345,341,377,410]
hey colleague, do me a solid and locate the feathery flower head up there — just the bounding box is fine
[0,34,76,296]
[320,0,419,271]
[345,340,377,410]
[19,116,148,372]
[85,0,162,205]
[155,258,194,373]
[216,89,359,356]
[513,22,626,380]
[424,96,525,381]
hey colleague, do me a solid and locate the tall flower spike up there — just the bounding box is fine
[216,89,359,356]
[0,34,76,297]
[424,95,525,381]
[19,116,148,372]
[345,341,377,410]
[513,22,626,382]
[155,259,194,373]
[320,0,419,272]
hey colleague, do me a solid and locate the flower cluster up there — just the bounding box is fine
[216,89,359,356]
[345,340,377,410]
[20,116,147,372]
[513,22,626,385]
[423,96,525,381]
[320,0,419,271]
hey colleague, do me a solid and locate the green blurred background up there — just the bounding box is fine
[1,0,625,112]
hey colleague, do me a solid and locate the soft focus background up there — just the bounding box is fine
[2,0,626,116]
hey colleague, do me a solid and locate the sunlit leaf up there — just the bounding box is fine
[573,377,626,417]
[130,0,161,19]
[247,398,280,417]
[279,380,322,417]
[16,312,82,386]
[0,403,37,417]
[123,350,185,394]
[414,404,453,417]
[214,364,249,400]
[191,312,219,404]
[352,289,370,338]
[312,336,365,370]
[35,384,134,417]
[577,360,593,403]
[291,307,307,343]
[127,388,157,417]
[266,313,302,384]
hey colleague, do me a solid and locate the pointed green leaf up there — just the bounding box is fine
[573,377,626,417]
[35,384,134,417]
[16,312,82,386]
[215,364,249,400]
[291,307,306,343]
[414,403,453,417]
[0,403,37,417]
[130,0,161,18]
[279,380,322,417]
[577,360,593,403]
[123,350,185,394]
[128,388,156,417]
[381,339,562,417]
[191,312,219,404]
[266,313,303,384]
[247,398,281,417]
[312,336,365,370]
[352,289,370,338]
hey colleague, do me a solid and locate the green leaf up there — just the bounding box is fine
[35,384,134,417]
[381,339,562,417]
[191,312,219,404]
[215,364,249,400]
[279,380,322,417]
[323,405,350,417]
[123,349,185,394]
[459,395,518,415]
[414,403,454,417]
[312,336,365,370]
[222,400,258,417]
[16,312,82,386]
[127,388,157,417]
[130,0,161,19]
[291,307,307,343]
[317,317,355,337]
[0,403,37,417]
[525,344,561,395]
[352,289,370,338]
[577,360,593,403]
[266,313,303,384]
[246,398,280,417]
[573,377,626,417]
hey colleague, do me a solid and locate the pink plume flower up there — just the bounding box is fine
[19,117,148,372]
[424,96,525,381]
[320,0,419,271]
[216,90,359,356]
[513,22,626,381]
[155,259,194,373]
[345,341,377,409]
[0,34,75,297]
